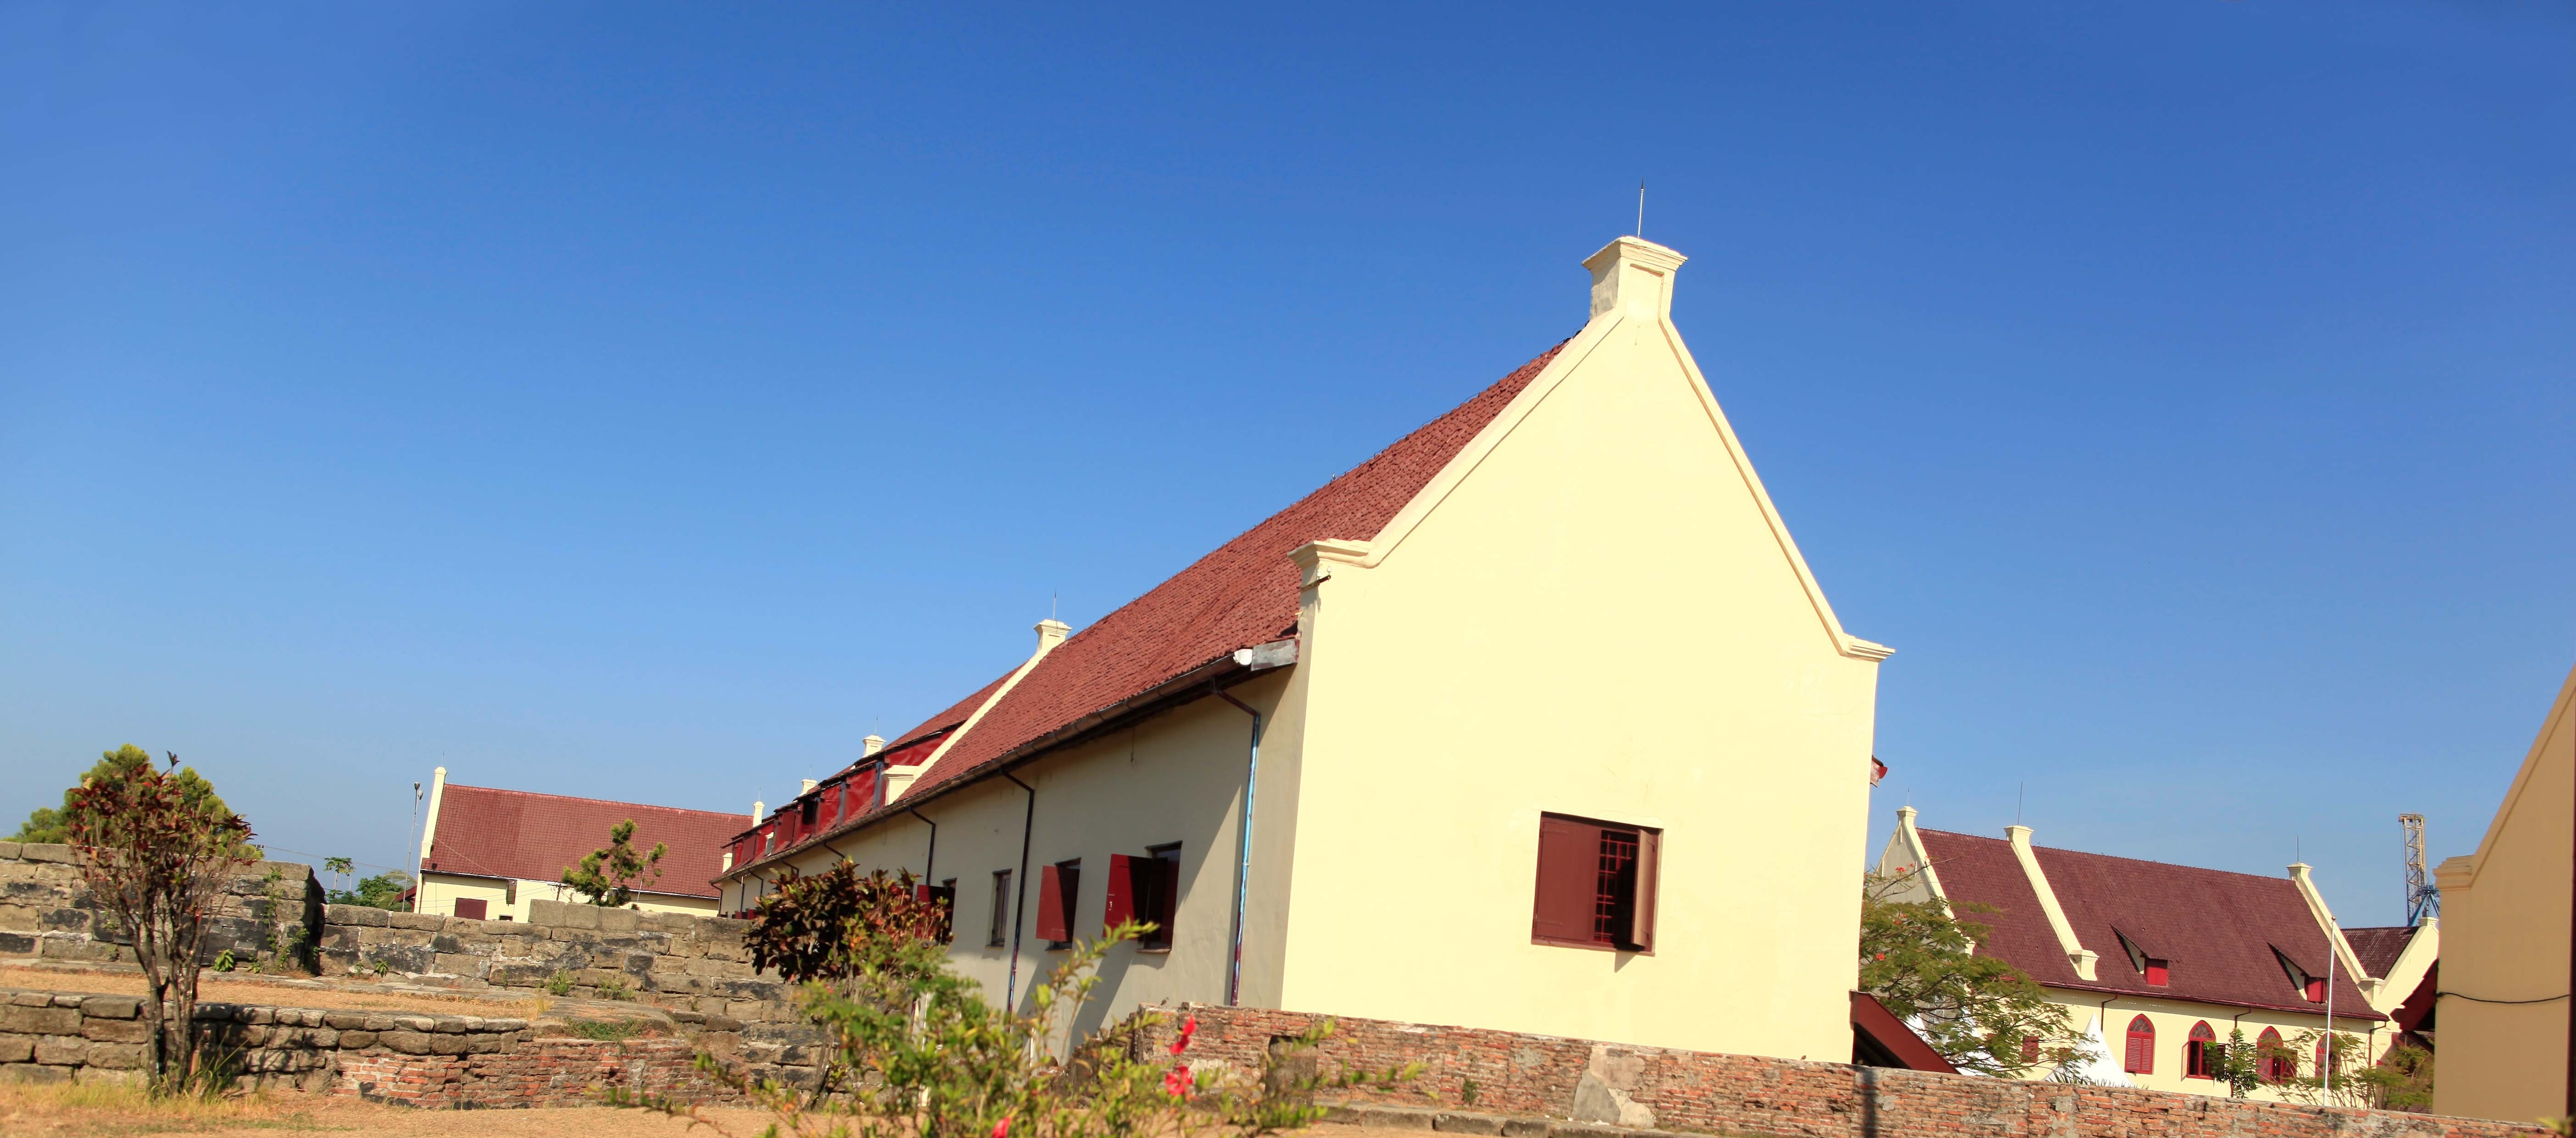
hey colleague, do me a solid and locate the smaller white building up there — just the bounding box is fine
[415,766,745,921]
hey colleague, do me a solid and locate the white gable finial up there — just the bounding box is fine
[1583,236,1687,322]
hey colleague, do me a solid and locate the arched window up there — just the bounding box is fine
[2123,1015,2156,1075]
[2184,1021,2216,1078]
[2257,1027,2293,1082]
[2315,1033,2341,1079]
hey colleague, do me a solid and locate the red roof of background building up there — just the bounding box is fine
[426,784,747,899]
[1915,829,2383,1019]
[2341,925,2419,979]
[900,339,1570,803]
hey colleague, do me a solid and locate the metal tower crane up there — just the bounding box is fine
[2401,812,2438,926]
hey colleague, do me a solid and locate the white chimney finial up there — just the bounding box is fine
[862,734,886,757]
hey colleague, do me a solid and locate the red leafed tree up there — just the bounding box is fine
[65,752,256,1093]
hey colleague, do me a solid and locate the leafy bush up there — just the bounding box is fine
[597,975,634,1001]
[545,970,576,996]
[563,820,667,907]
[64,751,258,1095]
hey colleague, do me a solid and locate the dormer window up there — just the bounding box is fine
[2304,978,2326,1003]
[2144,958,2170,987]
[2114,929,2167,986]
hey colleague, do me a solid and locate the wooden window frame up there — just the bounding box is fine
[988,870,1013,948]
[2122,1015,2155,1075]
[2183,1021,2216,1079]
[1531,812,1660,954]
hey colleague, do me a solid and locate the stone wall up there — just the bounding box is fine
[0,983,775,1106]
[318,898,794,1022]
[1140,1003,2540,1138]
[0,842,323,971]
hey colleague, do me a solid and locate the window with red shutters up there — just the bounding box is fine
[2144,959,2170,987]
[1036,860,1079,946]
[1532,813,1660,952]
[845,766,880,818]
[2304,978,2326,1003]
[455,898,488,921]
[2257,1027,2293,1082]
[2122,1015,2155,1075]
[1103,847,1182,949]
[800,796,819,834]
[818,783,841,831]
[2184,1021,2215,1078]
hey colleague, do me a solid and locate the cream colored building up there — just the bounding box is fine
[714,234,1891,1061]
[415,767,741,921]
[1878,810,2432,1100]
[2433,658,2574,1123]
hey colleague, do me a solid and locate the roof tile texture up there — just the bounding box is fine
[427,783,746,899]
[897,339,1570,802]
[1916,829,2382,1018]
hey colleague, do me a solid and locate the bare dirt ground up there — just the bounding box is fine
[0,963,623,1021]
[0,1086,1383,1138]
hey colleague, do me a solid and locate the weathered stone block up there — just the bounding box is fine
[1,1063,71,1084]
[10,993,50,1007]
[3,1006,80,1034]
[0,906,39,933]
[38,908,91,933]
[426,1032,468,1056]
[0,1034,32,1061]
[327,904,390,928]
[323,1011,366,1029]
[0,933,35,955]
[432,953,490,977]
[0,843,18,859]
[596,907,640,933]
[386,912,444,931]
[378,1030,433,1055]
[430,1016,468,1034]
[33,1034,86,1064]
[18,845,76,864]
[547,902,600,930]
[83,1041,146,1069]
[80,1017,150,1044]
[338,1030,376,1049]
[79,996,139,1020]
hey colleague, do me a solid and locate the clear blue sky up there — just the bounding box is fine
[5,4,2569,928]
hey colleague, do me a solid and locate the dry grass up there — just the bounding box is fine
[0,965,535,1018]
[0,1082,1387,1138]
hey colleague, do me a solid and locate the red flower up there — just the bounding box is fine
[1170,1015,1197,1056]
[1164,1065,1196,1098]
[992,1119,1010,1138]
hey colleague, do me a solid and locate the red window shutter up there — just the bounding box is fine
[1626,829,1660,953]
[1036,863,1069,942]
[1532,815,1599,944]
[2021,1035,2040,1064]
[2144,960,2169,987]
[818,785,840,830]
[1104,854,1136,932]
[2304,978,2326,1003]
[2123,1016,2154,1074]
[455,898,487,921]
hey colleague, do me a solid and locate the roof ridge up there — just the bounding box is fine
[1917,827,2297,887]
[445,783,743,820]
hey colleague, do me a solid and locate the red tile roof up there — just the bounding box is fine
[731,338,1570,876]
[1916,829,2384,1019]
[904,339,1570,801]
[2342,925,2419,979]
[426,784,747,899]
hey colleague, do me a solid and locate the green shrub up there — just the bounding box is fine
[544,970,575,997]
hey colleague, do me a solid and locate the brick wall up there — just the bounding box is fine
[0,842,323,971]
[317,898,794,1021]
[1140,1003,2540,1138]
